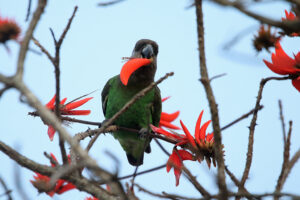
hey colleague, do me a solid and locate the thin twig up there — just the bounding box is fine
[225,166,254,200]
[134,183,172,199]
[154,138,171,156]
[13,162,30,200]
[97,0,125,7]
[0,176,12,200]
[0,85,12,97]
[181,166,211,198]
[31,37,54,63]
[238,75,292,194]
[209,73,227,82]
[52,6,78,164]
[278,100,286,145]
[221,105,264,131]
[275,121,293,196]
[195,0,227,198]
[211,0,300,34]
[86,72,174,151]
[25,0,32,21]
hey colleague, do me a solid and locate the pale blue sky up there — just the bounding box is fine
[0,0,299,199]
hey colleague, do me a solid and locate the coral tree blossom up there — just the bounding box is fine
[282,10,300,37]
[263,42,300,92]
[0,14,21,44]
[31,153,75,196]
[151,110,218,186]
[159,97,181,130]
[45,95,93,140]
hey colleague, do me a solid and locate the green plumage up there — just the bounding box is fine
[101,39,161,166]
[102,75,161,166]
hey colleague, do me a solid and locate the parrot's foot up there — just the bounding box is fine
[138,128,149,139]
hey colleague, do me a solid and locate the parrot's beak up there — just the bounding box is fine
[120,58,152,86]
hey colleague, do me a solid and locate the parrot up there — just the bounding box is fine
[101,39,162,166]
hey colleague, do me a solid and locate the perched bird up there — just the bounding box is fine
[101,39,162,166]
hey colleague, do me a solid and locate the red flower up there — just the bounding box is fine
[263,42,300,92]
[152,110,214,149]
[31,153,76,197]
[282,10,300,37]
[152,110,219,181]
[0,15,21,44]
[159,97,181,130]
[167,149,193,186]
[45,94,93,140]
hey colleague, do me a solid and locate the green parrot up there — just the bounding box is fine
[101,39,162,166]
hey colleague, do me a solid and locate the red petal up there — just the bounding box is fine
[174,167,181,186]
[161,96,170,102]
[47,191,55,197]
[54,179,64,192]
[200,120,211,141]
[46,95,56,109]
[175,140,188,146]
[273,43,296,71]
[206,133,214,142]
[47,126,56,141]
[263,60,289,75]
[62,110,91,115]
[56,183,76,194]
[50,153,58,167]
[178,150,193,161]
[292,77,300,92]
[64,97,93,111]
[160,111,180,122]
[180,120,197,148]
[60,98,67,105]
[195,110,204,145]
[159,120,181,130]
[120,58,151,86]
[150,125,182,140]
[167,150,183,186]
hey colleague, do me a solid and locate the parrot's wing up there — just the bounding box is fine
[151,85,162,127]
[101,76,117,116]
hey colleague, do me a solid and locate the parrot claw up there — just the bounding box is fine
[138,128,149,139]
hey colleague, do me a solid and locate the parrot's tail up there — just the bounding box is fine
[126,153,144,166]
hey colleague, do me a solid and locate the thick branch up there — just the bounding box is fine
[16,0,47,79]
[0,140,118,200]
[195,0,227,198]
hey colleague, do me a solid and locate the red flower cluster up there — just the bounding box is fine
[282,10,300,37]
[263,42,300,92]
[253,25,280,52]
[45,95,93,140]
[159,97,180,130]
[151,110,218,186]
[0,14,21,44]
[31,153,76,196]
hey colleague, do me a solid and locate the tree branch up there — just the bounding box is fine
[195,0,227,198]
